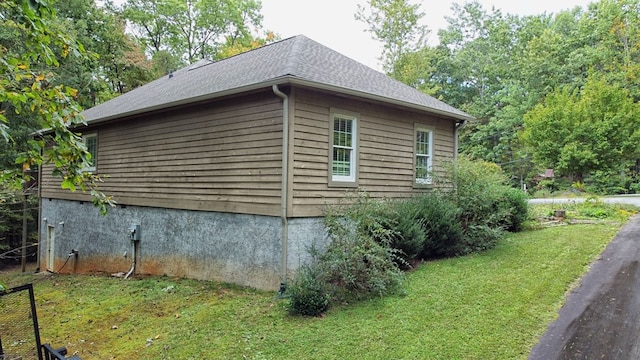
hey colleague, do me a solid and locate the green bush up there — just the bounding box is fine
[585,168,634,195]
[391,215,425,266]
[498,187,529,232]
[376,199,426,267]
[575,197,614,219]
[286,192,406,315]
[286,265,330,317]
[438,159,508,226]
[321,194,406,303]
[456,224,503,255]
[286,158,530,312]
[318,231,405,303]
[355,194,462,263]
[325,192,417,269]
[436,158,526,255]
[409,194,463,259]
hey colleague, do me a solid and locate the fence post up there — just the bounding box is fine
[22,192,28,273]
[27,284,44,360]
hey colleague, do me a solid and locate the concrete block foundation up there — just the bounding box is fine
[39,199,326,290]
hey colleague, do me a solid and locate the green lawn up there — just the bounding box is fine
[2,223,622,359]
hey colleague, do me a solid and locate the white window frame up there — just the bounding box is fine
[329,109,358,186]
[82,133,98,173]
[415,126,433,185]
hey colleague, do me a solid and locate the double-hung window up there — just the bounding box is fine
[82,133,98,173]
[415,127,433,185]
[330,110,358,185]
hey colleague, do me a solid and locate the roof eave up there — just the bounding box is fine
[84,75,473,126]
[285,77,474,122]
[83,78,289,126]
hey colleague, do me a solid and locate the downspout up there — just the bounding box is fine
[454,119,467,159]
[272,85,289,292]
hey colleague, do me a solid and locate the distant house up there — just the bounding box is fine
[39,35,472,290]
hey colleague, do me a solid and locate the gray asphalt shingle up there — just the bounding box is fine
[82,35,472,123]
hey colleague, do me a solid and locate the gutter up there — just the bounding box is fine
[272,85,289,289]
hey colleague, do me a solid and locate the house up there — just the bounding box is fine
[38,35,473,290]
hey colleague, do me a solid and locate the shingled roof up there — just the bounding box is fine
[82,35,472,123]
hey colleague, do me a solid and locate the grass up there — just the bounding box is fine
[1,220,624,359]
[528,197,638,221]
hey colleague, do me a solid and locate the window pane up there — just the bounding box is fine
[415,155,430,181]
[331,114,356,181]
[85,136,97,167]
[416,130,430,155]
[333,147,351,176]
[415,129,431,184]
[333,117,353,147]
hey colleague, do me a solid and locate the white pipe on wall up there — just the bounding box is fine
[272,85,289,287]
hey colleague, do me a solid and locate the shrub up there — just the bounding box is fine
[286,265,330,317]
[286,159,529,313]
[390,214,425,266]
[377,199,426,267]
[435,158,527,254]
[585,168,633,195]
[575,197,614,219]
[437,158,508,227]
[456,224,503,255]
[317,231,405,303]
[409,194,463,259]
[321,194,406,303]
[498,187,529,232]
[536,179,559,193]
[287,192,406,315]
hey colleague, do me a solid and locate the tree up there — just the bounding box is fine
[365,0,640,192]
[390,47,441,96]
[522,76,640,181]
[55,0,156,103]
[436,2,525,117]
[355,0,429,76]
[0,0,113,213]
[122,0,264,64]
[580,0,640,99]
[216,30,277,59]
[431,2,543,184]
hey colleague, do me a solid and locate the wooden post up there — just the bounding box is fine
[21,193,28,273]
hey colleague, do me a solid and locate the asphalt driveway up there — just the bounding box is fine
[529,214,640,359]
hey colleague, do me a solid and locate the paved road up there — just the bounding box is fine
[529,214,640,360]
[529,195,640,207]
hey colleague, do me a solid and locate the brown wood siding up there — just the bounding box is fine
[41,91,284,216]
[291,88,456,217]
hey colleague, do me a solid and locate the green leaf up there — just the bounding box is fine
[61,178,77,192]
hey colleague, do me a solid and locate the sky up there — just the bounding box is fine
[260,0,595,71]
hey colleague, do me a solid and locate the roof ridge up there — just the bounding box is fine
[283,35,306,76]
[160,37,301,77]
[187,59,214,71]
[202,35,301,67]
